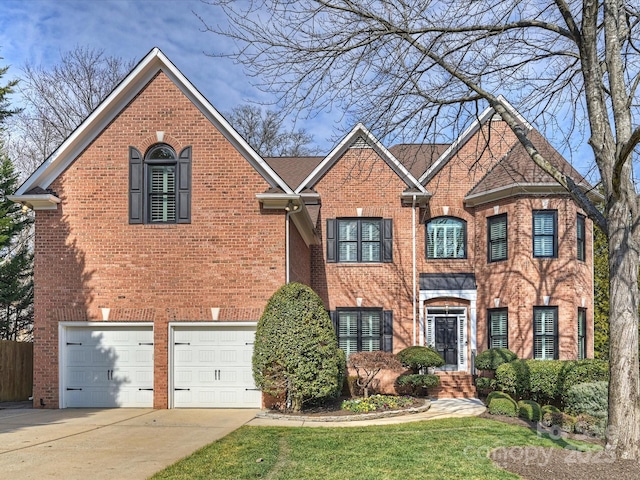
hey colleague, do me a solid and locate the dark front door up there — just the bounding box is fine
[435,316,458,366]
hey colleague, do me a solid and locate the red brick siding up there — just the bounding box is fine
[473,197,594,360]
[32,72,286,408]
[289,221,311,286]
[310,147,417,352]
[311,121,594,370]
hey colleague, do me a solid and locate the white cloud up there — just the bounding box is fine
[0,0,355,153]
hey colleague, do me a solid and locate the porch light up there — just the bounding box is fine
[285,200,299,212]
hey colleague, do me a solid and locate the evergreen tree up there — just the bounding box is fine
[0,59,33,340]
[0,62,18,124]
[0,153,26,247]
[253,283,345,412]
[0,153,33,340]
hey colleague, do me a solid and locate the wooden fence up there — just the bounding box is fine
[0,340,33,401]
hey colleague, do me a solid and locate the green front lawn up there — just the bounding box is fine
[150,417,596,480]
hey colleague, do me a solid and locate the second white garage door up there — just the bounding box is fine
[171,324,261,408]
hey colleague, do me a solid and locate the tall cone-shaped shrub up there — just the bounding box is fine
[253,283,345,412]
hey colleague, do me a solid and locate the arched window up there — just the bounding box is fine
[128,144,191,224]
[425,216,467,259]
[146,145,177,223]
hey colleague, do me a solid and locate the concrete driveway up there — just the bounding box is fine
[0,407,259,480]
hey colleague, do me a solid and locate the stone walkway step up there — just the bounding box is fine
[246,398,486,428]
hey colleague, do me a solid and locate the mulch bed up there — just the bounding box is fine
[480,412,640,480]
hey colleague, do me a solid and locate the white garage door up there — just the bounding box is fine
[172,325,261,408]
[61,325,154,408]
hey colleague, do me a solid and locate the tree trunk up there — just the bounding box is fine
[606,202,640,459]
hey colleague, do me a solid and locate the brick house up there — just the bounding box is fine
[10,48,597,408]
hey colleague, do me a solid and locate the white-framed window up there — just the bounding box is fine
[148,164,176,223]
[129,144,191,224]
[577,214,586,261]
[533,210,558,258]
[332,308,392,355]
[578,308,587,359]
[534,307,558,360]
[488,214,508,262]
[326,218,393,263]
[338,219,381,262]
[488,308,508,349]
[426,217,466,259]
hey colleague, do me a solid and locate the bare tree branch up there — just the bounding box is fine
[5,46,134,178]
[202,0,640,459]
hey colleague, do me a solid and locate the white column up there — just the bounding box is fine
[470,299,477,373]
[419,299,425,345]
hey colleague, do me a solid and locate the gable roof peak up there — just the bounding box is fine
[294,123,428,194]
[418,96,532,185]
[350,135,373,149]
[14,47,293,196]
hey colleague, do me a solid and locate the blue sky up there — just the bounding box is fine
[0,0,338,151]
[0,0,598,180]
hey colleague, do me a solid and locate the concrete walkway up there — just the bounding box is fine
[246,398,486,428]
[0,407,258,480]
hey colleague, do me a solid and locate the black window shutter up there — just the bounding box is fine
[177,146,192,223]
[383,310,393,352]
[129,147,143,224]
[326,219,337,262]
[383,218,393,262]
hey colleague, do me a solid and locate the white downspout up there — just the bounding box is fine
[286,204,302,284]
[412,194,417,346]
[286,212,290,284]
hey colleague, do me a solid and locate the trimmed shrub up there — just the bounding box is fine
[495,359,563,403]
[557,360,609,399]
[396,346,445,372]
[495,359,609,404]
[518,400,542,422]
[495,359,527,398]
[541,404,561,413]
[541,404,561,416]
[396,374,440,395]
[564,381,608,418]
[574,414,606,438]
[253,283,346,412]
[475,348,518,371]
[486,390,514,405]
[488,393,518,417]
[541,411,576,432]
[475,377,496,391]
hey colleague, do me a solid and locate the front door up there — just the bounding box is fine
[435,316,458,366]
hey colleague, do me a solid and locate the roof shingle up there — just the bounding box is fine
[264,156,324,191]
[465,128,591,199]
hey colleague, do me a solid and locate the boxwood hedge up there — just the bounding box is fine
[488,392,518,417]
[475,348,517,371]
[495,359,609,404]
[518,400,542,422]
[396,346,445,372]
